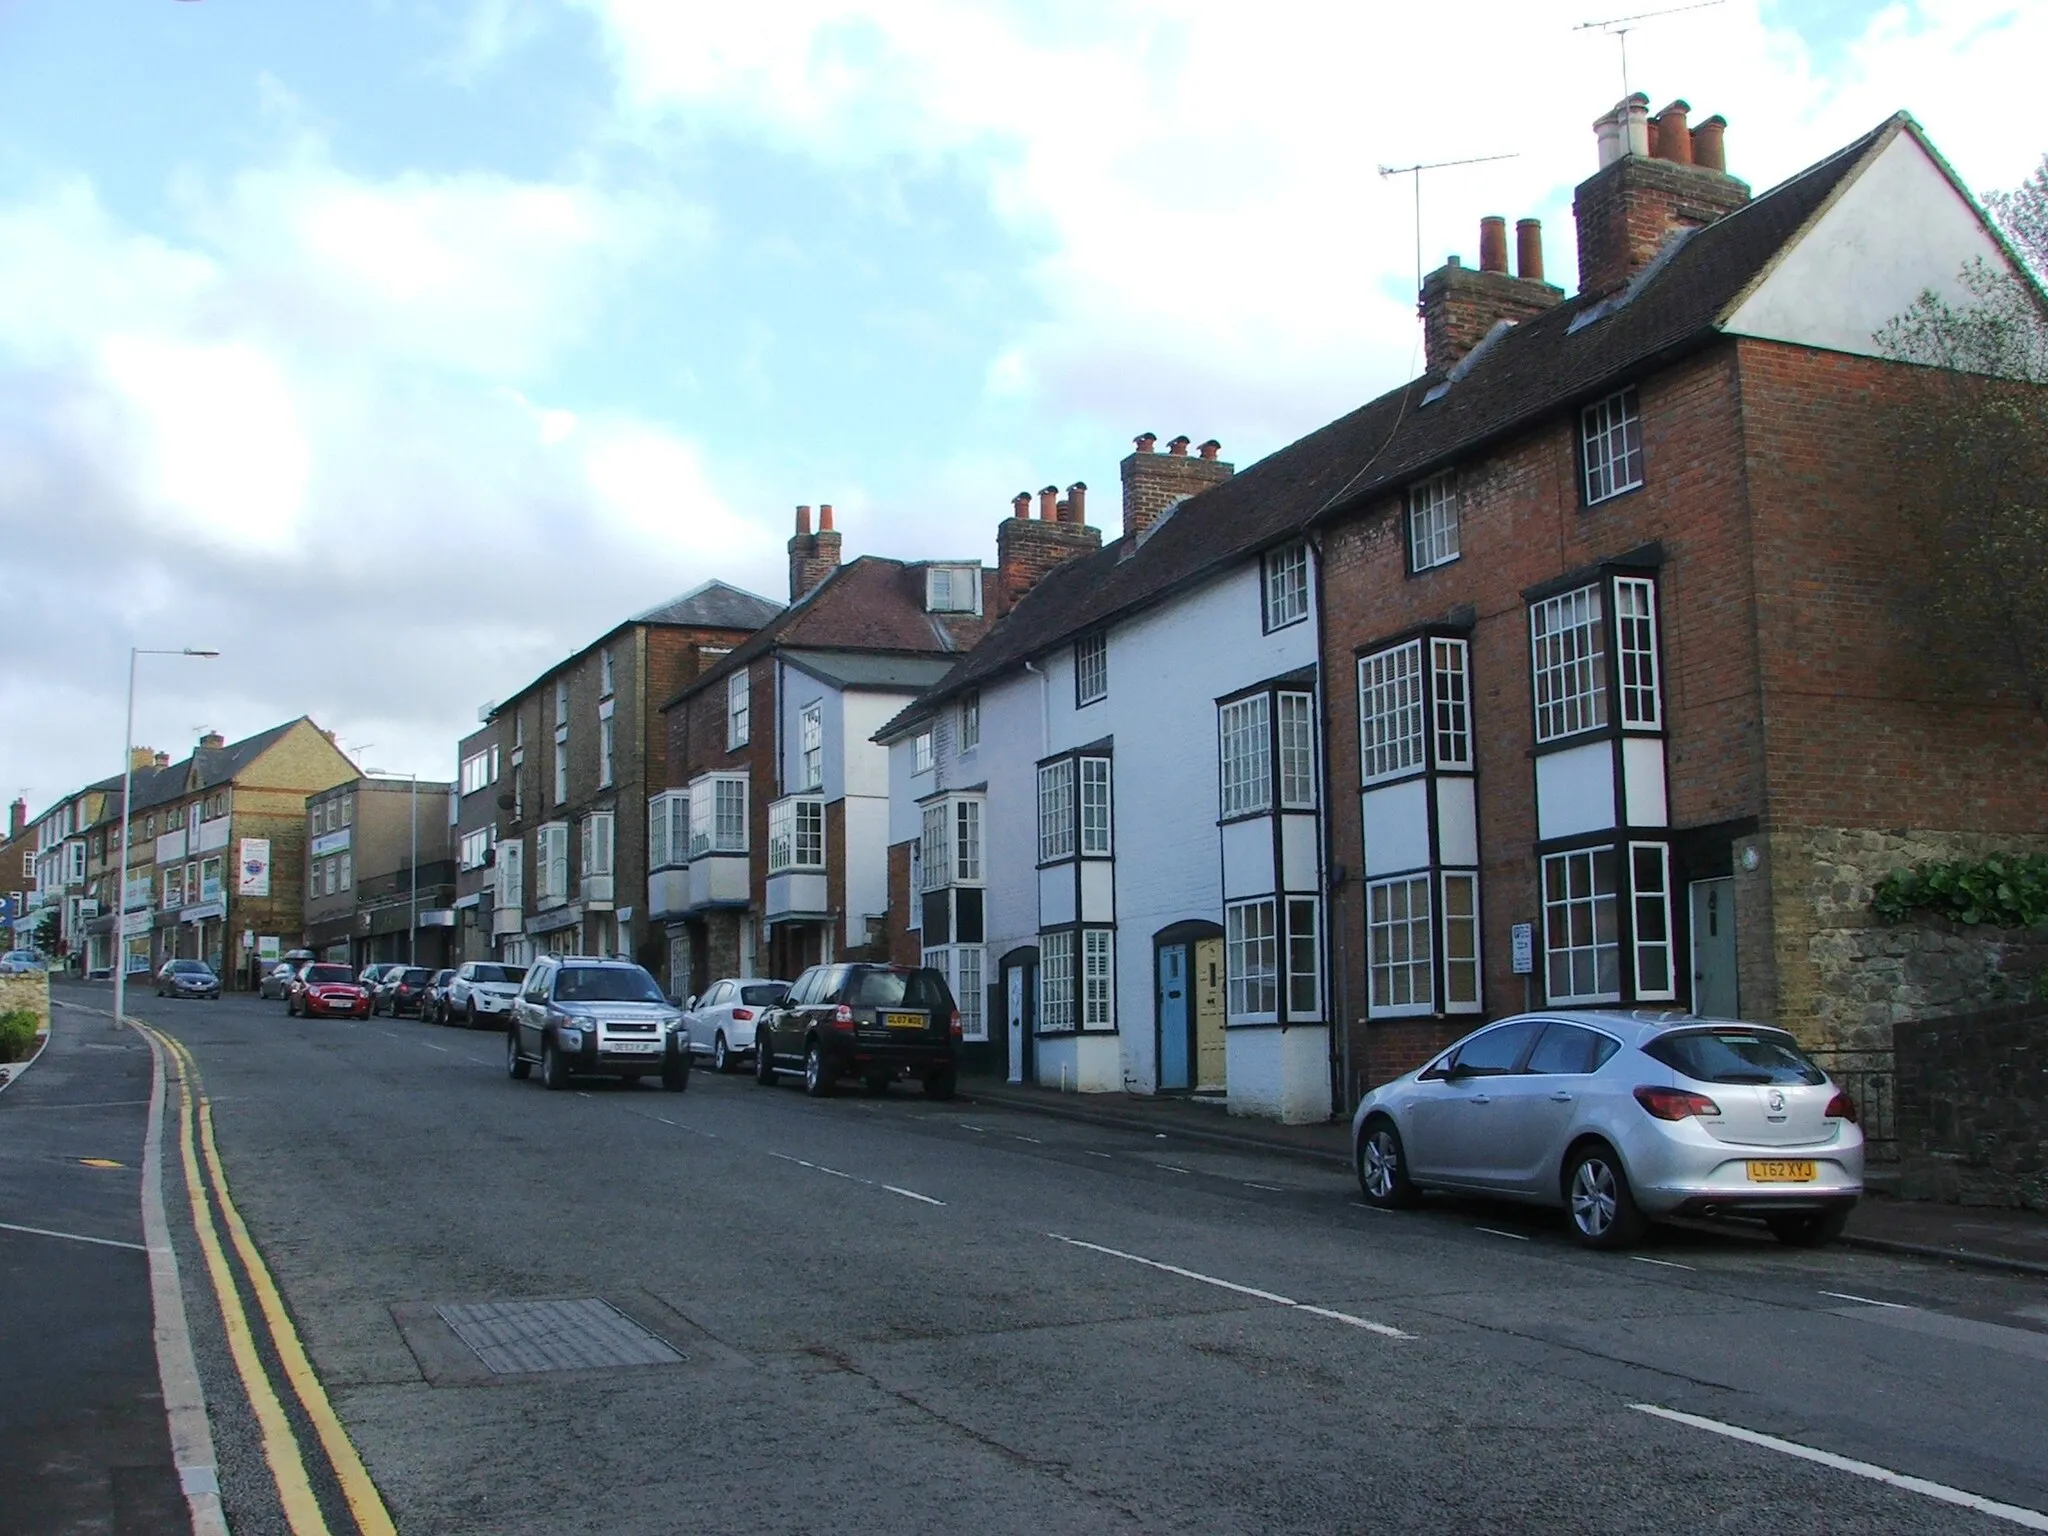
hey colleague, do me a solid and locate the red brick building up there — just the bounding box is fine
[1311,98,2048,1098]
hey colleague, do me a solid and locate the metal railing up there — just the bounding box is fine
[1809,1049,1897,1164]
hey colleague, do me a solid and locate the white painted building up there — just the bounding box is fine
[881,442,1336,1123]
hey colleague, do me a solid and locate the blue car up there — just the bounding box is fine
[155,959,222,1000]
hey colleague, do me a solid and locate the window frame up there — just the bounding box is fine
[1529,584,1608,745]
[1080,927,1114,1030]
[1366,874,1433,1016]
[1074,633,1108,707]
[727,670,751,750]
[1262,541,1310,631]
[1037,760,1075,864]
[1038,929,1076,1033]
[1277,691,1317,810]
[959,691,980,753]
[1542,845,1622,1006]
[1358,640,1426,783]
[1580,386,1646,506]
[1078,756,1112,857]
[1406,470,1460,573]
[913,730,934,776]
[800,703,824,790]
[1225,898,1279,1022]
[1217,694,1271,819]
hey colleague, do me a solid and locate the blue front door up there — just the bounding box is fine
[1158,945,1190,1091]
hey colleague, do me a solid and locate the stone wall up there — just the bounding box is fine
[1769,827,2048,1053]
[0,971,51,1038]
[1894,1003,2047,1210]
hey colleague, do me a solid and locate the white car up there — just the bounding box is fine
[0,949,46,976]
[1351,1011,1863,1250]
[445,961,529,1028]
[682,977,791,1072]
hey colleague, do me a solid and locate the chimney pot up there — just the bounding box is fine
[1623,93,1650,158]
[1196,440,1221,461]
[154,752,170,769]
[1652,99,1692,163]
[795,504,812,535]
[1134,432,1157,453]
[199,731,225,750]
[1478,216,1509,274]
[1691,114,1727,172]
[1515,218,1545,282]
[819,503,834,531]
[1038,485,1059,520]
[1167,435,1190,456]
[1066,482,1088,523]
[1011,491,1032,518]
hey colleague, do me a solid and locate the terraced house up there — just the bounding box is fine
[454,581,783,972]
[654,506,1003,1001]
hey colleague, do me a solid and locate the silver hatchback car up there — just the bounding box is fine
[1351,1012,1863,1250]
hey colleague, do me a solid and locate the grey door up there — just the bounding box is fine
[1689,878,1738,1018]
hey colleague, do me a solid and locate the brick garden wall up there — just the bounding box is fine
[1894,1002,2048,1209]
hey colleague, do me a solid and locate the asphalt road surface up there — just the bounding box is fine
[25,984,2048,1534]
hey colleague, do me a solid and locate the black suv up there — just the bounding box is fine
[506,955,690,1092]
[755,963,959,1099]
[374,966,434,1017]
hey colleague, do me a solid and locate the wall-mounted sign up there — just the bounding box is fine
[311,828,352,858]
[257,935,280,960]
[238,838,272,897]
[1510,922,1535,976]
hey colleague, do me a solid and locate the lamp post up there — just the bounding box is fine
[112,646,218,1031]
[367,769,418,966]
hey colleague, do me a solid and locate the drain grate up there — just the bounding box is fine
[434,1298,683,1374]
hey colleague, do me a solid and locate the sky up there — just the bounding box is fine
[2,0,2044,821]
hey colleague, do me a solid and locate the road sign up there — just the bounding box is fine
[1510,922,1535,975]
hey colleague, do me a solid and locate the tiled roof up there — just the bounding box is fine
[632,579,785,631]
[780,650,962,692]
[875,115,1902,741]
[664,557,998,711]
[130,718,312,811]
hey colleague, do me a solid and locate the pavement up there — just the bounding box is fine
[8,980,2048,1535]
[960,1078,2048,1276]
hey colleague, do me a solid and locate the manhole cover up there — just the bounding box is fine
[434,1298,683,1374]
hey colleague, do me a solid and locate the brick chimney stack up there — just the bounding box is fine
[199,731,225,750]
[130,747,156,772]
[1574,94,1749,296]
[1419,217,1564,375]
[8,797,23,840]
[153,751,170,769]
[788,502,843,601]
[1120,432,1233,542]
[997,483,1102,618]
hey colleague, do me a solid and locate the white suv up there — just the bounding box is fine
[445,961,528,1028]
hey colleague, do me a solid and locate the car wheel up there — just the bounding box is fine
[541,1038,570,1091]
[1356,1116,1421,1209]
[1565,1143,1647,1250]
[506,1030,530,1081]
[1766,1208,1852,1248]
[287,996,298,1017]
[465,1000,478,1029]
[803,1040,834,1098]
[713,1033,732,1074]
[662,1050,691,1093]
[755,1035,778,1086]
[922,1065,957,1102]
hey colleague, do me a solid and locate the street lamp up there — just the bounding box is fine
[112,646,218,1031]
[367,769,417,966]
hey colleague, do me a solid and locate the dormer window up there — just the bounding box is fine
[926,564,982,615]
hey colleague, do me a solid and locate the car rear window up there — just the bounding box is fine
[1646,1029,1825,1086]
[473,964,521,984]
[306,965,354,983]
[843,968,953,1010]
[401,969,430,983]
[554,966,666,1003]
[740,983,789,1007]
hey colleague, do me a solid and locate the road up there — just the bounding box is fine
[15,983,2048,1534]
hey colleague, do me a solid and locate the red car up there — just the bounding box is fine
[288,963,371,1019]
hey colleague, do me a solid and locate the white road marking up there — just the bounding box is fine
[422,1043,449,1053]
[1820,1290,1912,1310]
[958,1124,988,1133]
[815,1165,857,1181]
[1084,1151,1114,1159]
[768,1152,815,1168]
[883,1186,946,1206]
[1474,1226,1530,1241]
[656,1117,677,1127]
[1631,1403,2048,1530]
[1047,1234,1413,1340]
[1156,1164,1193,1174]
[1632,1255,1695,1271]
[0,1219,148,1253]
[1244,1183,1284,1192]
[1349,1201,1391,1214]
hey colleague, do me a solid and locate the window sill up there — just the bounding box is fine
[1262,611,1310,634]
[1582,481,1644,510]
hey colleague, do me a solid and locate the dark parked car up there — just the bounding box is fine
[373,966,434,1017]
[288,964,371,1019]
[421,969,456,1023]
[755,963,959,1100]
[506,956,689,1092]
[259,960,310,1000]
[359,963,400,997]
[155,959,221,999]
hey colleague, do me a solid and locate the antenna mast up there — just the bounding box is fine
[1377,152,1520,305]
[1575,0,1725,104]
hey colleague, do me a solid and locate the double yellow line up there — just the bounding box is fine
[142,1024,395,1536]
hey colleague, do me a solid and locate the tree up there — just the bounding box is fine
[1875,152,2048,722]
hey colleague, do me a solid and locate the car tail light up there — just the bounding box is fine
[1634,1085,1722,1121]
[733,1008,753,1022]
[1825,1090,1859,1123]
[950,1009,962,1040]
[831,1003,855,1029]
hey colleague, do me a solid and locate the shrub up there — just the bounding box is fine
[0,1009,39,1064]
[1871,854,2048,929]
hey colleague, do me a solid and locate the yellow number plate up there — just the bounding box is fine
[1746,1160,1817,1183]
[884,1011,926,1030]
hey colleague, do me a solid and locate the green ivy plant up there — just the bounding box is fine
[1871,854,2048,928]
